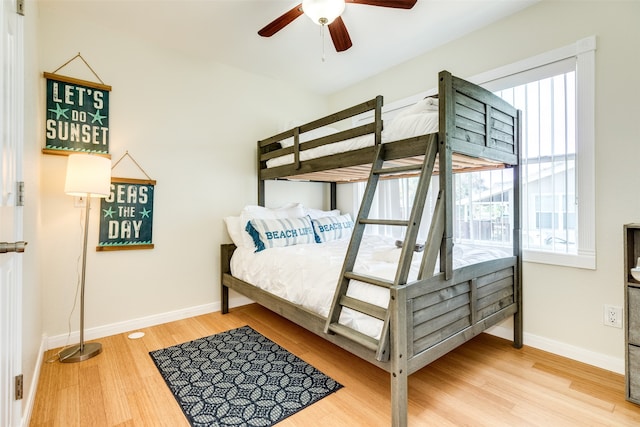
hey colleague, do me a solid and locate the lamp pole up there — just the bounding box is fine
[59,195,103,362]
[60,153,111,363]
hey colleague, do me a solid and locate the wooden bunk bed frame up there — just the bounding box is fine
[221,70,523,427]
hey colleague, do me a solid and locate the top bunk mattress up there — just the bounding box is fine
[265,98,440,169]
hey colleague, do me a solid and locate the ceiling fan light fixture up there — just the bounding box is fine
[302,0,346,26]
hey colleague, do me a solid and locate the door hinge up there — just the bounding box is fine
[15,374,23,400]
[17,181,24,206]
[16,0,24,15]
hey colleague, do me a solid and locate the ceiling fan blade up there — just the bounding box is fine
[328,17,353,52]
[345,0,416,9]
[258,4,304,37]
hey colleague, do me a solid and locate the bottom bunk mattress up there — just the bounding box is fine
[230,234,511,340]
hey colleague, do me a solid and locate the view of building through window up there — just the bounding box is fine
[466,70,577,253]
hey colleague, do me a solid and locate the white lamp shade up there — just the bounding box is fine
[302,0,345,25]
[64,154,112,198]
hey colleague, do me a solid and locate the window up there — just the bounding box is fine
[354,37,596,269]
[482,62,579,257]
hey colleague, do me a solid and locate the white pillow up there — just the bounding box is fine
[384,111,439,141]
[246,216,315,252]
[304,207,341,220]
[391,97,439,123]
[311,214,354,243]
[406,97,439,115]
[279,127,339,148]
[224,216,245,247]
[240,203,304,220]
[239,203,306,248]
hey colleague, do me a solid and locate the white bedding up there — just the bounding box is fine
[265,101,440,169]
[230,234,511,339]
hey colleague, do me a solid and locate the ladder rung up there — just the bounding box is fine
[344,271,393,288]
[339,295,388,320]
[327,323,379,351]
[373,164,423,175]
[359,218,409,227]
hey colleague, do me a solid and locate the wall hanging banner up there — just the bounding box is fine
[97,178,156,251]
[43,72,111,155]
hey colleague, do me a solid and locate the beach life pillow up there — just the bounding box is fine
[246,215,315,252]
[311,213,354,243]
[239,203,305,248]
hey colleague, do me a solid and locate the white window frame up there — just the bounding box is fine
[351,36,596,269]
[472,36,596,269]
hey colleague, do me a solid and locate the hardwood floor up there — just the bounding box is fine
[30,303,640,426]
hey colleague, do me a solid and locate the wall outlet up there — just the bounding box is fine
[604,305,622,328]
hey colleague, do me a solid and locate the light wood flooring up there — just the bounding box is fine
[30,303,640,426]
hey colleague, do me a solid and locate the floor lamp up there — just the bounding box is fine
[59,154,111,363]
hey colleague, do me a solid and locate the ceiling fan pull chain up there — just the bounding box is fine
[321,25,326,62]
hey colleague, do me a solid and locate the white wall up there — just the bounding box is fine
[330,0,640,369]
[35,2,329,341]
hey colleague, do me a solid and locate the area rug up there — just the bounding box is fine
[149,325,343,427]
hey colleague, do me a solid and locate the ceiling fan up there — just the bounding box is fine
[258,0,417,52]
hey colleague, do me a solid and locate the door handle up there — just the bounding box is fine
[0,241,28,253]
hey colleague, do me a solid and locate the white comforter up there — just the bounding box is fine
[230,235,511,339]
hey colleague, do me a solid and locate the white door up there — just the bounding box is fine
[0,0,24,425]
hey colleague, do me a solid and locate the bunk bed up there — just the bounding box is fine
[220,70,522,427]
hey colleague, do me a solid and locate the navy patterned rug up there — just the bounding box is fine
[149,325,343,427]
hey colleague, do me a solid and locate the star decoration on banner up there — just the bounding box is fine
[48,103,69,120]
[88,109,107,125]
[103,206,115,218]
[140,208,151,219]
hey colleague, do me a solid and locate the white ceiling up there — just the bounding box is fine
[62,0,537,94]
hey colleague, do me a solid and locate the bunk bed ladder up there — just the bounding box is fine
[324,135,439,361]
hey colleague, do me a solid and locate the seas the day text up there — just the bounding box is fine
[104,184,149,240]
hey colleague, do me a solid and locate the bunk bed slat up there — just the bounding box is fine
[306,125,377,150]
[344,271,393,288]
[359,218,410,227]
[339,295,387,320]
[327,323,379,351]
[413,294,471,336]
[411,281,471,313]
[301,96,382,132]
[373,163,423,175]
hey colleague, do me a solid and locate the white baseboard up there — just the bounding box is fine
[22,336,47,427]
[41,298,623,381]
[486,325,624,375]
[45,295,254,350]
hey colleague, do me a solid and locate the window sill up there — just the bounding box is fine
[523,249,596,270]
